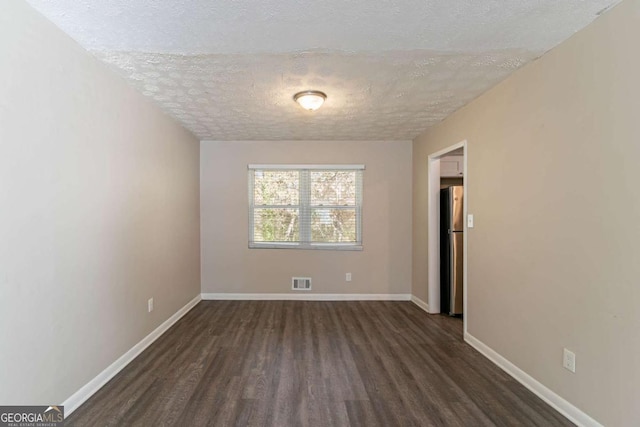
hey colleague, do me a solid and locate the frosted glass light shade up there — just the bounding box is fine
[293,90,327,111]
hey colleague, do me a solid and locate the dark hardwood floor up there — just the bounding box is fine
[67,301,573,426]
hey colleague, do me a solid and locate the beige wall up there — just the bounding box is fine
[201,140,412,295]
[412,0,639,425]
[0,2,200,405]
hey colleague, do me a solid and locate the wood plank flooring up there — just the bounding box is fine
[67,301,573,426]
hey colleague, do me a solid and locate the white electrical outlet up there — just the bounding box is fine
[467,214,474,228]
[346,273,352,282]
[148,298,154,313]
[563,348,576,373]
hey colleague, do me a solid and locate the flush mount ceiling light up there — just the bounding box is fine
[293,90,327,111]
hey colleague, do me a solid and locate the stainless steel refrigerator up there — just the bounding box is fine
[440,186,464,316]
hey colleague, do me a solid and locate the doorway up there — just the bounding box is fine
[427,140,468,333]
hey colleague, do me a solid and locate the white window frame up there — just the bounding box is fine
[248,164,364,250]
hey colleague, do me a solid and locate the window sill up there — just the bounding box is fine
[249,243,363,251]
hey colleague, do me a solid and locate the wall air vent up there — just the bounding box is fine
[292,277,312,290]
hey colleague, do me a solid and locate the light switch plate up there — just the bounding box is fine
[467,214,474,228]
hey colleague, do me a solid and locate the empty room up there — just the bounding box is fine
[1,0,638,426]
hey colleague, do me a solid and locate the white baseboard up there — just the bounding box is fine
[201,293,411,301]
[410,295,430,313]
[464,332,603,427]
[63,294,202,416]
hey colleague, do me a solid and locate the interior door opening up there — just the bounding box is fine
[427,141,468,333]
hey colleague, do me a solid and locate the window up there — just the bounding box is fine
[248,164,364,250]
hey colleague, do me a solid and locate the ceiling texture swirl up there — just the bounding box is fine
[25,0,620,140]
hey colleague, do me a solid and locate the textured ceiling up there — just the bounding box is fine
[25,0,620,141]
